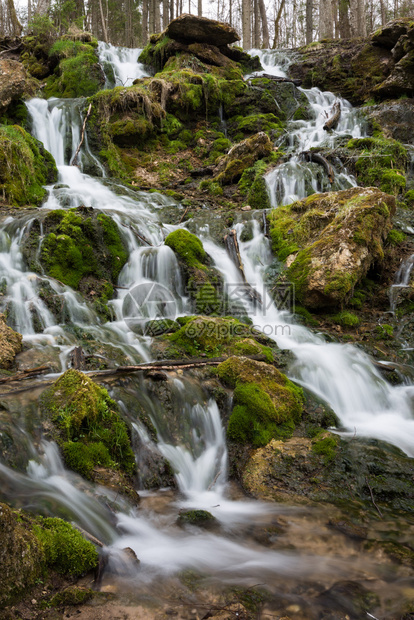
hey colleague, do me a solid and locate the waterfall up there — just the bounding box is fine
[98,42,149,87]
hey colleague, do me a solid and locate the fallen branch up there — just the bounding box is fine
[0,44,22,56]
[0,365,51,384]
[224,229,262,305]
[323,101,341,131]
[72,524,104,547]
[70,346,85,370]
[120,222,153,246]
[263,210,269,237]
[71,103,92,166]
[365,477,383,517]
[179,205,190,224]
[301,151,335,184]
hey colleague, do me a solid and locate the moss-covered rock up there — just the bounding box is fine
[213,132,273,185]
[157,316,275,361]
[269,187,396,309]
[164,229,224,314]
[22,207,127,317]
[0,58,36,113]
[217,356,304,447]
[44,39,104,98]
[0,124,57,207]
[0,313,22,368]
[33,516,98,576]
[177,509,217,528]
[40,369,136,482]
[0,503,44,607]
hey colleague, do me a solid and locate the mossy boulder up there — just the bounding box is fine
[22,207,127,317]
[165,14,239,46]
[40,370,136,483]
[164,229,224,314]
[33,516,98,576]
[269,187,396,309]
[44,39,104,98]
[0,58,36,112]
[240,432,414,515]
[0,503,44,607]
[157,316,275,361]
[177,509,217,528]
[0,124,57,207]
[365,99,414,145]
[217,356,304,447]
[213,132,273,185]
[0,314,22,368]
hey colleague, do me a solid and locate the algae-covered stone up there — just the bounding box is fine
[0,314,22,368]
[40,369,136,481]
[0,58,35,112]
[166,14,240,46]
[0,503,44,607]
[177,509,217,528]
[217,356,304,447]
[269,187,396,309]
[0,124,57,207]
[213,132,273,185]
[158,316,275,361]
[45,39,104,98]
[22,207,127,316]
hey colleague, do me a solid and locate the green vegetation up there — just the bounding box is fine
[164,229,206,269]
[217,356,304,447]
[50,587,94,607]
[347,137,408,196]
[0,125,57,207]
[375,324,394,339]
[332,311,360,327]
[311,434,339,464]
[386,229,406,245]
[177,509,216,526]
[238,159,271,209]
[40,369,135,478]
[45,39,103,98]
[33,517,98,576]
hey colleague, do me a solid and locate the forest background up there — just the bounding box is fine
[1,0,413,52]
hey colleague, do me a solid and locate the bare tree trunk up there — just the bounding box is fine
[349,0,366,36]
[338,0,351,37]
[379,0,386,24]
[253,0,260,47]
[305,0,313,43]
[258,0,269,47]
[272,0,286,47]
[34,0,50,15]
[319,0,334,38]
[242,0,251,49]
[28,0,32,23]
[170,0,174,21]
[198,0,202,16]
[163,0,169,28]
[155,0,161,31]
[98,0,108,42]
[6,0,22,35]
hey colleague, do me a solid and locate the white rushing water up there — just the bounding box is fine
[98,41,149,87]
[0,44,412,597]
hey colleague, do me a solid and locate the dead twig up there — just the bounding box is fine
[71,103,92,166]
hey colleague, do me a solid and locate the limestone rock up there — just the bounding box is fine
[371,18,412,49]
[214,132,273,184]
[0,58,33,112]
[269,187,396,309]
[366,99,414,144]
[165,13,239,46]
[0,314,22,369]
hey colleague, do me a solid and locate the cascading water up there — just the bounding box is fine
[0,42,413,615]
[250,49,363,205]
[98,41,149,87]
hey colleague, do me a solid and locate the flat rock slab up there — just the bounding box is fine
[166,13,240,46]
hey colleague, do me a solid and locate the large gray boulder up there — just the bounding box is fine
[165,13,240,46]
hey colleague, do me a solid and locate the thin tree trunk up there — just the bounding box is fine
[338,0,351,38]
[242,0,251,49]
[34,0,50,15]
[155,0,161,31]
[272,0,286,48]
[198,0,202,16]
[258,0,269,47]
[306,0,313,43]
[379,0,386,24]
[349,0,365,36]
[319,0,334,39]
[98,0,108,42]
[6,0,22,35]
[163,0,169,27]
[253,0,260,47]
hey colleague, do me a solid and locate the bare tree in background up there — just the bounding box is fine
[306,0,313,43]
[349,0,366,36]
[34,0,51,15]
[272,0,286,47]
[258,0,269,47]
[6,0,22,33]
[198,0,202,16]
[319,0,334,38]
[242,0,251,48]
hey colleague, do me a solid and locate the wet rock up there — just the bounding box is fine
[177,509,218,529]
[365,99,414,144]
[213,132,273,185]
[0,314,22,369]
[269,187,396,309]
[0,503,44,606]
[371,18,413,49]
[0,58,34,112]
[316,580,379,618]
[165,14,240,46]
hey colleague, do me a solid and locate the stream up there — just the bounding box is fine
[0,46,413,618]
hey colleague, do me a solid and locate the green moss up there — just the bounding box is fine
[311,434,339,464]
[347,137,408,195]
[375,324,394,340]
[0,125,57,207]
[217,356,304,447]
[404,189,414,207]
[37,208,127,290]
[40,369,135,477]
[164,229,206,269]
[45,40,103,98]
[386,229,406,245]
[332,311,360,327]
[177,510,216,526]
[236,113,282,137]
[33,517,98,576]
[50,587,94,607]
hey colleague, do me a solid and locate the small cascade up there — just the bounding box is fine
[389,253,414,313]
[250,50,363,205]
[98,41,149,87]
